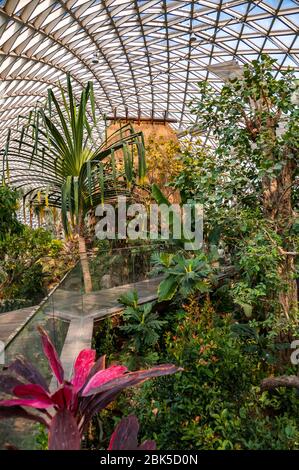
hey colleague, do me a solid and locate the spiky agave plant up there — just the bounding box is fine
[1,75,146,292]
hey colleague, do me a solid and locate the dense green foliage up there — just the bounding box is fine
[132,307,299,450]
[87,57,299,451]
[119,291,166,357]
[0,184,22,240]
[171,55,299,320]
[91,296,299,450]
[0,185,72,310]
[0,226,62,302]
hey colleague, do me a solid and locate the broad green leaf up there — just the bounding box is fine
[158,276,178,301]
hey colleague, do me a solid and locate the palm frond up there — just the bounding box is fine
[1,76,147,232]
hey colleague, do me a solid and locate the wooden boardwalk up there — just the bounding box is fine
[1,271,163,446]
[0,306,39,345]
[50,276,161,387]
[50,317,94,388]
[1,278,161,382]
[48,276,162,321]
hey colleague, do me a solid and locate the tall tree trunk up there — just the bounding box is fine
[29,204,33,228]
[87,208,96,239]
[262,150,297,318]
[78,215,93,293]
[278,255,297,319]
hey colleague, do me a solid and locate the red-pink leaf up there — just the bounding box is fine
[48,409,81,450]
[82,365,127,396]
[139,440,157,450]
[0,397,53,409]
[51,384,75,411]
[38,326,64,384]
[108,415,139,450]
[0,373,25,395]
[79,364,180,430]
[14,384,50,401]
[8,356,49,391]
[108,415,156,450]
[0,406,48,427]
[82,364,181,397]
[71,349,96,391]
[85,354,106,384]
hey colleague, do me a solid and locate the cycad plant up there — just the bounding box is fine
[151,251,215,301]
[118,290,166,355]
[1,75,146,292]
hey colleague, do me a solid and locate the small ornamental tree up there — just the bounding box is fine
[190,55,298,319]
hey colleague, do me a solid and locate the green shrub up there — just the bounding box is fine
[0,226,64,304]
[119,291,167,355]
[127,310,299,450]
[0,184,23,240]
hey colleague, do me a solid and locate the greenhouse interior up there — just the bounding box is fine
[0,0,299,454]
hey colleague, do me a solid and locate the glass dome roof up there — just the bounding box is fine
[0,0,298,151]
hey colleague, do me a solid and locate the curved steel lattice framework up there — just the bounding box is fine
[0,0,299,151]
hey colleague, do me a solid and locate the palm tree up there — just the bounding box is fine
[2,75,146,292]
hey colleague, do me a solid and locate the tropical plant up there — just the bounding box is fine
[0,184,22,240]
[108,415,156,450]
[190,54,299,319]
[0,326,179,450]
[231,322,282,363]
[35,413,156,451]
[151,182,208,253]
[151,184,187,248]
[0,226,65,304]
[2,75,146,292]
[119,291,166,354]
[151,251,214,301]
[0,184,70,305]
[128,308,299,450]
[170,144,211,204]
[145,131,182,200]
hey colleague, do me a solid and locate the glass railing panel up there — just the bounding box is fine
[49,262,84,321]
[88,243,166,294]
[0,290,70,449]
[0,242,171,449]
